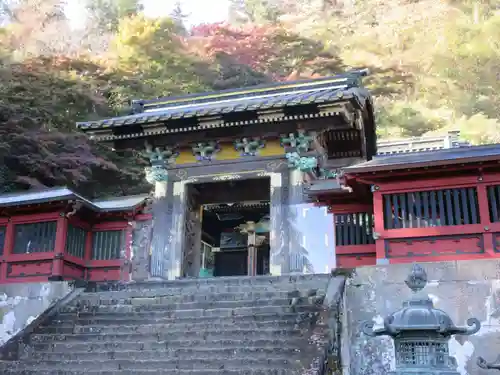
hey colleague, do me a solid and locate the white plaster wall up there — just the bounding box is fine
[0,282,73,345]
[343,260,500,375]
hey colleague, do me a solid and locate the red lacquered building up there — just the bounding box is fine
[0,187,150,284]
[332,144,500,267]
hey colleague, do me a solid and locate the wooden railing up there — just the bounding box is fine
[372,174,500,264]
[330,205,375,268]
[383,188,480,229]
[0,213,134,284]
[488,185,500,223]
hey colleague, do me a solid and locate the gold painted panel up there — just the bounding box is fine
[259,140,284,157]
[216,142,240,161]
[175,148,197,164]
[174,140,284,165]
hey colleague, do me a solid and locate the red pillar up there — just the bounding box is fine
[477,184,494,256]
[84,231,93,280]
[1,219,15,283]
[50,214,68,281]
[373,189,387,265]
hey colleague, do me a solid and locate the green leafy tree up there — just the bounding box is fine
[0,55,150,196]
[229,0,283,24]
[85,0,143,33]
[112,14,211,99]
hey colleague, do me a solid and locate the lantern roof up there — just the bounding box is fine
[361,264,481,338]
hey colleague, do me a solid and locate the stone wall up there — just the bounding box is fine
[343,260,500,375]
[0,282,73,345]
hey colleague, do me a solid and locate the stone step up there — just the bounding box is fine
[29,347,302,361]
[49,312,304,326]
[56,304,317,320]
[15,358,299,371]
[73,290,300,305]
[0,367,297,375]
[30,338,304,353]
[1,274,334,375]
[31,328,302,343]
[111,274,330,290]
[61,298,292,313]
[52,306,312,321]
[41,320,299,334]
[85,279,328,297]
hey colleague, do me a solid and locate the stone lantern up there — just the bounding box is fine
[361,263,481,374]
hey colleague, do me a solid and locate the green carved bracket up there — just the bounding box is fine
[286,152,318,173]
[234,137,265,156]
[280,129,314,153]
[319,168,339,180]
[192,141,220,161]
[144,165,169,184]
[142,144,178,166]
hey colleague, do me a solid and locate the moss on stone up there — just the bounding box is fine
[331,268,355,278]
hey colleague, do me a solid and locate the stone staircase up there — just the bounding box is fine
[0,274,343,375]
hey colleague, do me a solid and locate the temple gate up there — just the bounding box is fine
[77,70,376,280]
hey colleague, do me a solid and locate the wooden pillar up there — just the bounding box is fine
[50,214,68,281]
[1,219,14,283]
[246,222,257,276]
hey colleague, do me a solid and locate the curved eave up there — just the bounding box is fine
[306,180,352,197]
[76,87,372,138]
[136,71,368,110]
[0,188,149,214]
[343,144,500,178]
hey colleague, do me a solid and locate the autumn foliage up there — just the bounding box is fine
[1,0,500,196]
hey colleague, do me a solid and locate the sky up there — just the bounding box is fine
[65,0,231,29]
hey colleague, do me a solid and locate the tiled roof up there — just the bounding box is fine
[306,180,352,196]
[93,195,149,211]
[376,131,470,155]
[0,187,78,207]
[344,143,500,174]
[76,70,370,131]
[0,187,149,212]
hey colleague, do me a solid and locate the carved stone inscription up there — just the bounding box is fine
[131,219,153,281]
[269,171,291,275]
[149,179,175,279]
[182,185,202,278]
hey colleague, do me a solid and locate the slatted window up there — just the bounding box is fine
[488,185,500,223]
[0,227,5,256]
[91,230,124,260]
[335,213,374,246]
[324,129,362,159]
[383,188,480,229]
[66,224,86,259]
[12,221,57,254]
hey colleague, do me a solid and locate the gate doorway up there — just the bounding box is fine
[182,177,270,278]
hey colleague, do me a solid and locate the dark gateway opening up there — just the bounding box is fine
[183,178,270,278]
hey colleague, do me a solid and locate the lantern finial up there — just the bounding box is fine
[404,263,427,293]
